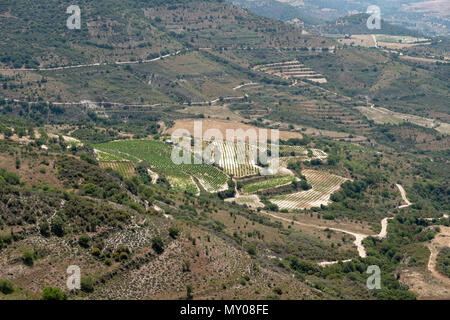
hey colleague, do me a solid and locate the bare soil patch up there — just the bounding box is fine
[166,119,303,141]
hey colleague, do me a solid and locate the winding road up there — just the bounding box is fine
[396,184,412,208]
[427,226,450,284]
[0,50,184,72]
[262,184,413,266]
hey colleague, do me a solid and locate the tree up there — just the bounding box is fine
[51,216,65,237]
[42,287,66,300]
[152,237,164,254]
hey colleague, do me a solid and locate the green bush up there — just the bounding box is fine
[168,226,180,239]
[91,248,101,257]
[81,275,95,293]
[78,234,90,248]
[22,248,35,266]
[0,279,14,295]
[152,236,164,254]
[39,222,50,237]
[51,216,65,237]
[42,287,66,300]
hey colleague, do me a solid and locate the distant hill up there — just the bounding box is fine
[229,0,320,26]
[314,13,421,36]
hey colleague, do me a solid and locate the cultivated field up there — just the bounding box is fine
[99,161,136,179]
[270,170,348,210]
[225,194,264,208]
[358,106,450,134]
[253,60,327,83]
[94,140,228,194]
[338,34,377,48]
[242,175,295,193]
[211,140,259,177]
[375,35,430,44]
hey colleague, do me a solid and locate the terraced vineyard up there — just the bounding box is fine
[242,175,295,194]
[253,60,327,83]
[243,84,372,136]
[211,140,259,177]
[99,161,136,179]
[95,140,228,194]
[270,170,348,210]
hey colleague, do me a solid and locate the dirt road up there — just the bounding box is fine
[396,184,412,208]
[427,226,450,284]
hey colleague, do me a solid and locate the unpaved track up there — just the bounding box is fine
[427,226,450,285]
[233,82,258,90]
[4,94,246,110]
[396,183,412,208]
[262,211,373,260]
[0,50,183,72]
[378,217,393,239]
[264,185,413,266]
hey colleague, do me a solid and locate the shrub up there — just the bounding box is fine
[169,226,180,239]
[272,287,283,295]
[182,260,191,272]
[78,234,90,248]
[152,236,164,254]
[91,248,101,257]
[80,275,94,293]
[42,287,66,300]
[119,252,129,261]
[186,285,193,300]
[0,279,14,294]
[39,222,50,237]
[22,248,35,266]
[51,216,65,237]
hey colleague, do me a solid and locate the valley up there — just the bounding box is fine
[0,0,448,303]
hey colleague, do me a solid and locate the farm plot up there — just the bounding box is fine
[211,140,259,177]
[311,148,328,159]
[357,106,450,134]
[95,150,126,161]
[242,175,295,194]
[225,195,264,209]
[280,145,308,156]
[270,170,348,210]
[95,140,228,194]
[375,35,429,44]
[99,161,136,179]
[253,60,327,83]
[279,146,328,166]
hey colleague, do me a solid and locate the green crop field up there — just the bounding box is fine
[99,161,136,179]
[94,139,228,194]
[242,175,295,193]
[375,35,429,44]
